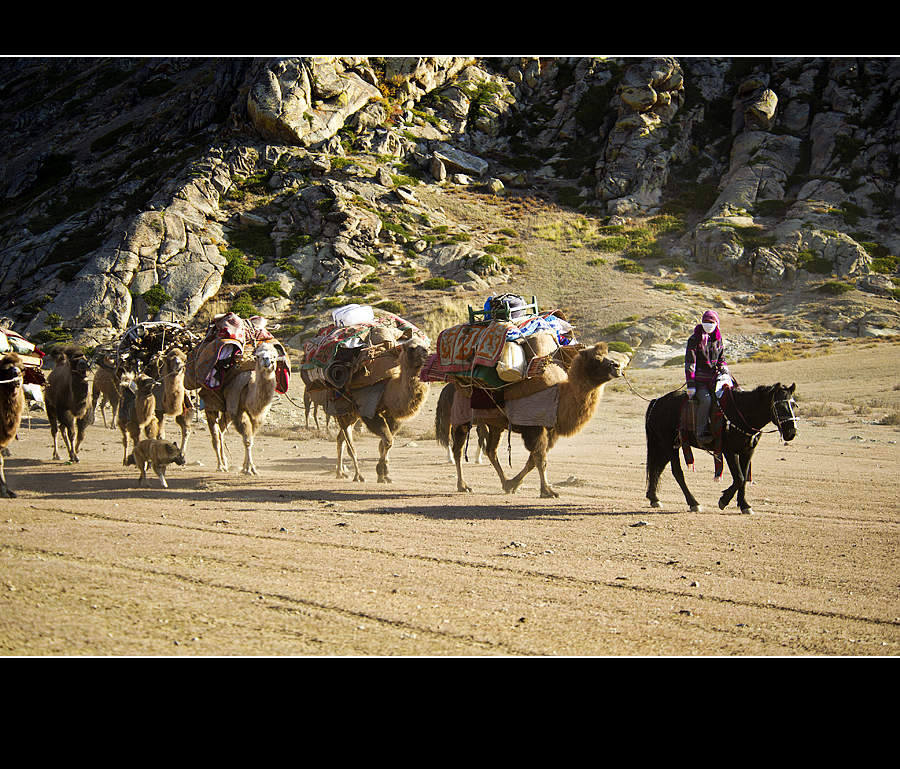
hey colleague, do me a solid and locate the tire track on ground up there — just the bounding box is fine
[13,506,899,631]
[1,542,527,655]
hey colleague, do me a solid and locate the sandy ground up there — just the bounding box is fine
[1,342,898,657]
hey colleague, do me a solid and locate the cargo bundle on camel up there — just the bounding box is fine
[427,294,631,498]
[185,313,290,474]
[301,304,431,484]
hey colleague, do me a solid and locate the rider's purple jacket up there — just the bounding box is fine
[685,322,726,386]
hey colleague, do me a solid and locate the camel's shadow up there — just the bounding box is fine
[5,459,678,519]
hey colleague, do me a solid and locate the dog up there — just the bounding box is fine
[126,438,185,488]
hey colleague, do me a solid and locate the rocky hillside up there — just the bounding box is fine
[1,56,897,366]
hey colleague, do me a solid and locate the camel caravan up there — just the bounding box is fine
[0,292,797,512]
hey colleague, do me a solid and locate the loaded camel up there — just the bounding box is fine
[90,351,120,428]
[116,369,160,465]
[203,341,279,475]
[0,353,26,497]
[335,341,431,484]
[45,347,93,463]
[148,346,194,456]
[437,342,629,498]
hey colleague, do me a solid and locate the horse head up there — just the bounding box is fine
[770,382,797,442]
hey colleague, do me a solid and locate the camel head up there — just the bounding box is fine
[254,343,278,374]
[119,369,156,397]
[400,342,431,373]
[70,353,92,380]
[578,342,631,386]
[162,347,187,377]
[0,353,23,389]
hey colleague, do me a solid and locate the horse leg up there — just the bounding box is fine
[452,424,472,492]
[719,451,754,514]
[645,436,669,509]
[668,449,702,512]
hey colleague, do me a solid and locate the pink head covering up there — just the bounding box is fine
[695,310,722,343]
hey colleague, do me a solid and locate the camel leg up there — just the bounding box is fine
[482,425,511,489]
[344,419,364,482]
[206,410,228,472]
[47,408,61,460]
[336,416,364,481]
[451,424,472,492]
[177,412,191,456]
[73,415,89,461]
[0,454,14,498]
[156,413,166,441]
[59,414,78,462]
[366,415,394,484]
[234,413,258,475]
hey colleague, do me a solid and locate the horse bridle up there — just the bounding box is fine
[771,395,798,437]
[723,389,797,440]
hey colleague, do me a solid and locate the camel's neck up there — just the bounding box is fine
[247,369,277,416]
[383,360,427,418]
[556,365,609,437]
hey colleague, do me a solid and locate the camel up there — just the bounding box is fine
[334,341,431,484]
[0,353,25,497]
[116,369,160,465]
[149,347,194,455]
[203,342,279,475]
[90,352,120,428]
[45,347,93,463]
[304,386,331,431]
[438,342,629,498]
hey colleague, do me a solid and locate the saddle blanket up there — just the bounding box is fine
[303,312,424,369]
[450,383,559,428]
[436,320,514,372]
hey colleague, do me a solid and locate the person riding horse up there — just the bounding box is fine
[685,309,728,448]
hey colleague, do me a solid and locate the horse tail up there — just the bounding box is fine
[435,382,453,449]
[644,397,669,495]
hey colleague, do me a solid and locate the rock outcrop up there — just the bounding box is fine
[0,55,896,347]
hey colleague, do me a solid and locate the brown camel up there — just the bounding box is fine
[45,347,93,463]
[438,342,629,498]
[304,386,331,431]
[203,342,279,475]
[149,347,194,456]
[335,342,431,484]
[90,352,120,429]
[116,369,160,465]
[0,353,26,497]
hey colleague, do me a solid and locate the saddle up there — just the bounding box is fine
[678,392,725,479]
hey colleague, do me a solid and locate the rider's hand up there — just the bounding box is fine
[686,387,696,399]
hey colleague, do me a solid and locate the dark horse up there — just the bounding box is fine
[645,382,797,514]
